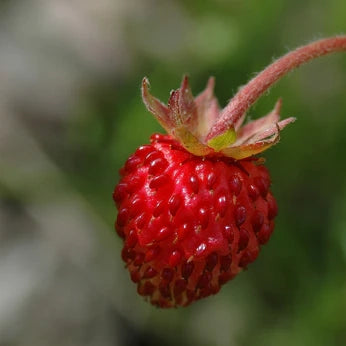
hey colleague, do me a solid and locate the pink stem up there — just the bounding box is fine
[207,36,346,141]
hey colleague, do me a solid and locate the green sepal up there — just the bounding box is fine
[174,127,214,156]
[207,127,237,151]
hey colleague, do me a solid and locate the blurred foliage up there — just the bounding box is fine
[2,0,346,345]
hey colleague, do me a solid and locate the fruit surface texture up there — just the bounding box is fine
[114,134,277,307]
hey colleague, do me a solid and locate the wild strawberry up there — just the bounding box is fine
[113,36,346,308]
[114,77,293,308]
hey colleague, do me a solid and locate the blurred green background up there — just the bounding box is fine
[0,0,346,345]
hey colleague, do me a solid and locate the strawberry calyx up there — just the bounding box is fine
[143,36,346,159]
[142,76,295,160]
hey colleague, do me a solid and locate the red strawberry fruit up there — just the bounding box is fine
[113,36,346,308]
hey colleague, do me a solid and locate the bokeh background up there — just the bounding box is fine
[1,0,346,345]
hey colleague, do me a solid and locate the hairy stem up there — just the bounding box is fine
[207,36,346,140]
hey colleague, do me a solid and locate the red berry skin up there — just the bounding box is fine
[113,134,276,308]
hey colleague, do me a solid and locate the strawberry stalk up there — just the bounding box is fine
[207,36,346,142]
